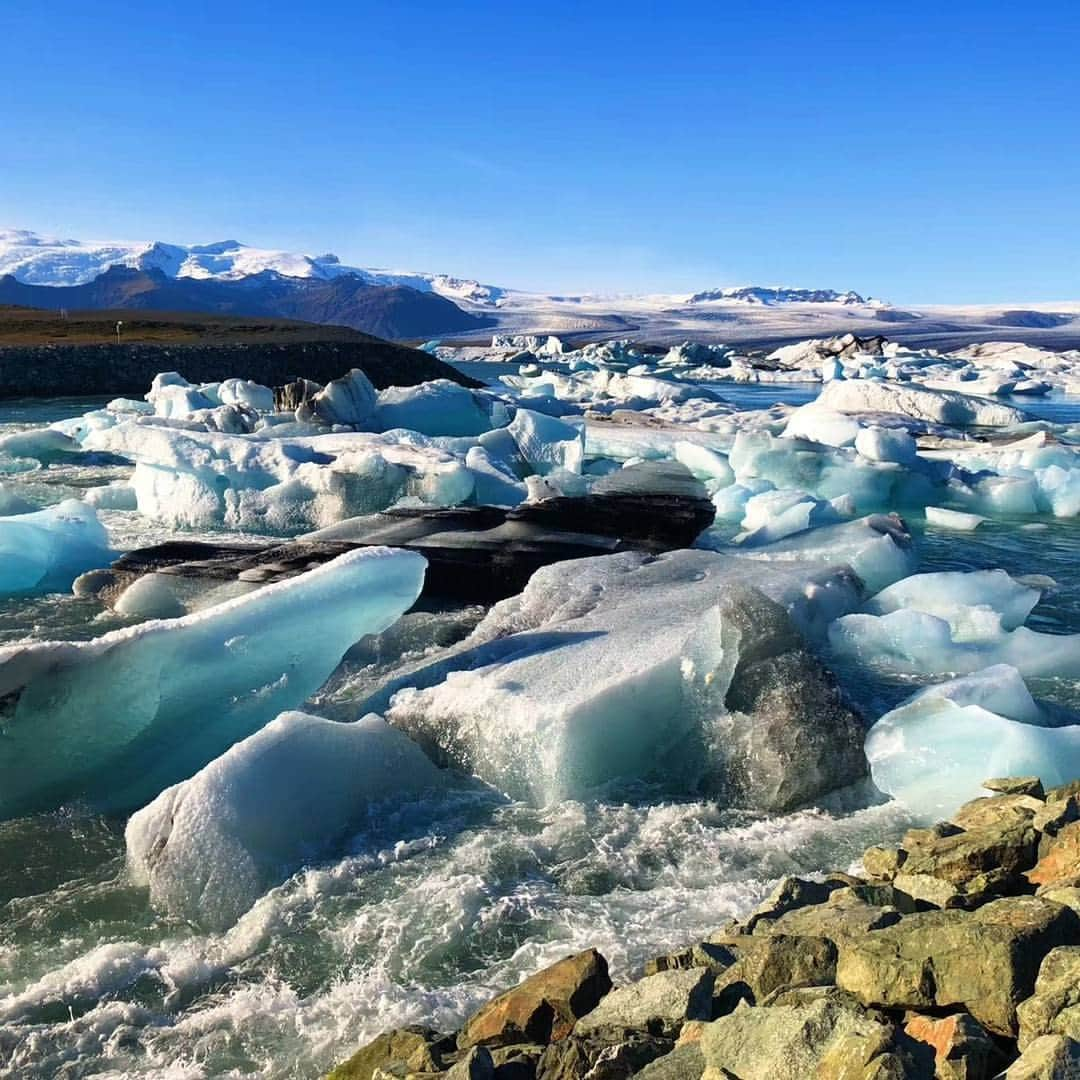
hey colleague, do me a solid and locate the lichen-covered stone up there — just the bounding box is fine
[700,987,898,1080]
[710,934,837,1013]
[836,897,1080,1036]
[1005,1035,1080,1079]
[984,777,1046,799]
[573,968,714,1038]
[328,1028,451,1080]
[1018,947,1080,1050]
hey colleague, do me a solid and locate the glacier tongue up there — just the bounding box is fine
[126,711,451,930]
[385,549,867,808]
[0,547,427,819]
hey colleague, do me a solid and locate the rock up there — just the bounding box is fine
[710,935,837,1014]
[274,377,322,412]
[644,942,736,978]
[1017,947,1080,1050]
[458,949,613,1049]
[573,969,714,1038]
[1033,797,1080,839]
[742,876,845,931]
[951,793,1043,832]
[1005,1035,1080,1078]
[536,1032,673,1080]
[327,1027,450,1080]
[836,896,1080,1036]
[447,1047,495,1080]
[699,987,900,1080]
[903,1012,999,1080]
[863,846,907,881]
[1030,824,1080,890]
[1038,888,1080,917]
[891,873,966,910]
[751,890,904,943]
[490,1045,544,1080]
[984,777,1046,799]
[1046,782,1080,805]
[633,1044,705,1080]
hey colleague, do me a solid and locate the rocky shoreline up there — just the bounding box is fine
[327,776,1080,1080]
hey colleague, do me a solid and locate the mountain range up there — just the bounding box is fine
[3,230,1079,348]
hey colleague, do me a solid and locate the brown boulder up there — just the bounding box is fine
[459,950,612,1050]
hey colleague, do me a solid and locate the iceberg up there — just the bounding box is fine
[816,378,1027,427]
[828,569,1080,678]
[508,409,584,476]
[375,380,491,437]
[126,711,450,929]
[865,665,1080,818]
[385,549,866,808]
[83,423,475,532]
[0,547,427,819]
[0,499,112,595]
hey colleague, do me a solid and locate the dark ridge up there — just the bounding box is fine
[0,265,496,340]
[0,306,482,398]
[989,310,1076,329]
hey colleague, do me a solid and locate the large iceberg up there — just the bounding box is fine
[0,499,112,595]
[816,378,1027,427]
[126,711,450,929]
[0,547,427,819]
[83,423,475,532]
[384,549,867,809]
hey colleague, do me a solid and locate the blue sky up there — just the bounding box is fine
[2,1,1077,302]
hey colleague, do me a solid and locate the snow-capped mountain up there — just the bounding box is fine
[5,228,1077,349]
[686,286,871,306]
[0,230,503,306]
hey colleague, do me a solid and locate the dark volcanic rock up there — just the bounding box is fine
[81,473,717,609]
[0,337,480,399]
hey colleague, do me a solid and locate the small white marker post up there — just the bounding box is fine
[116,320,123,345]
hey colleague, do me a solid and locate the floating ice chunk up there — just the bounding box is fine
[386,549,864,807]
[148,383,215,420]
[0,427,83,463]
[817,378,1027,427]
[722,514,915,596]
[829,571,1080,679]
[674,441,735,485]
[736,489,839,546]
[375,380,491,437]
[218,378,274,414]
[0,499,112,596]
[854,426,917,465]
[782,404,862,447]
[84,481,139,511]
[508,409,584,476]
[465,446,528,506]
[924,506,985,530]
[865,665,1080,818]
[0,547,427,818]
[310,368,378,428]
[0,483,34,516]
[866,570,1039,632]
[126,711,449,929]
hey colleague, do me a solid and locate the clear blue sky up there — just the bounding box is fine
[2,1,1078,303]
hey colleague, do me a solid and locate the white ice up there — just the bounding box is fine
[126,711,450,929]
